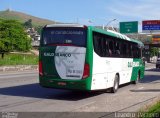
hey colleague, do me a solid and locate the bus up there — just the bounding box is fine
[39,24,145,93]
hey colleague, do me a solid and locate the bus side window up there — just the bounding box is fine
[130,44,133,58]
[101,37,106,57]
[93,32,103,57]
[93,35,100,56]
[99,35,110,57]
[115,41,120,56]
[138,47,141,58]
[127,43,130,58]
[121,42,127,58]
[133,44,139,58]
[108,41,114,56]
[104,40,109,57]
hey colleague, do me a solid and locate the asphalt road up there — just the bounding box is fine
[0,63,159,117]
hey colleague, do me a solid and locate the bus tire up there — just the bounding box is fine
[111,75,119,93]
[133,71,140,84]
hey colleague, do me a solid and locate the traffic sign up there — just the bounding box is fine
[119,21,138,34]
[142,20,160,33]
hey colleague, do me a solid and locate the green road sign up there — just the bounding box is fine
[120,21,138,34]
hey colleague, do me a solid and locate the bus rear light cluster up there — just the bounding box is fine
[83,25,88,29]
[39,61,43,76]
[82,63,90,79]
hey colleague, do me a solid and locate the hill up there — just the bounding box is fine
[0,10,56,26]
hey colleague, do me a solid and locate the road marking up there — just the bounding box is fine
[138,87,144,90]
[73,101,96,111]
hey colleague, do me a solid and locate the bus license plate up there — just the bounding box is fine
[58,82,66,86]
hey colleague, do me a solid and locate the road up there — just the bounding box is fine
[0,63,159,117]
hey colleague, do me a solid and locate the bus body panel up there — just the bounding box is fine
[91,52,145,90]
[91,52,133,90]
[130,58,145,81]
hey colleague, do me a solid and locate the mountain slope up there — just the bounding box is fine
[0,10,56,26]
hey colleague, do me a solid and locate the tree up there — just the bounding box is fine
[35,26,43,35]
[150,47,159,57]
[0,19,31,58]
[24,19,33,28]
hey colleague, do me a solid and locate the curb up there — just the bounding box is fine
[0,65,38,72]
[0,66,154,72]
[145,67,155,71]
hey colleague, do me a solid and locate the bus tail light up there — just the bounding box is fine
[83,25,88,29]
[39,61,43,76]
[82,63,90,79]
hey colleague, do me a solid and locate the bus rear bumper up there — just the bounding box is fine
[39,76,91,91]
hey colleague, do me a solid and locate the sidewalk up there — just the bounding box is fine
[30,50,39,56]
[145,62,156,70]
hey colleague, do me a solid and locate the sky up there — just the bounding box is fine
[0,0,160,27]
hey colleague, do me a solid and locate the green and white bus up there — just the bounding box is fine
[39,24,145,93]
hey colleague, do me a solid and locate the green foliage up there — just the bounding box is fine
[0,53,38,66]
[0,19,31,53]
[150,47,160,57]
[35,26,43,35]
[139,100,160,118]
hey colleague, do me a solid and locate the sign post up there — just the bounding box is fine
[119,21,138,34]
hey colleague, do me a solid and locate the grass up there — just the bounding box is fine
[147,101,160,113]
[0,53,38,66]
[139,100,160,118]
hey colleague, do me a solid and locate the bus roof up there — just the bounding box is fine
[90,26,144,47]
[46,24,85,28]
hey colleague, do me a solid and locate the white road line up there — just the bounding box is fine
[138,87,144,90]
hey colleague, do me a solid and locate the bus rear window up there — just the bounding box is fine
[42,28,87,47]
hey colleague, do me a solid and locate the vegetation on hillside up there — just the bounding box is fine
[0,10,56,27]
[0,19,31,58]
[24,19,33,28]
[24,19,43,34]
[0,10,57,35]
[0,10,55,65]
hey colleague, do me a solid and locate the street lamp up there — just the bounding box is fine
[105,19,117,30]
[88,20,93,25]
[88,20,93,23]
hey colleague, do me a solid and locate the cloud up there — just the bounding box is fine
[107,0,160,21]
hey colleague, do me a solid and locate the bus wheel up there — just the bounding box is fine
[111,75,119,93]
[133,72,140,84]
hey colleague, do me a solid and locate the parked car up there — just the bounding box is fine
[156,58,160,69]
